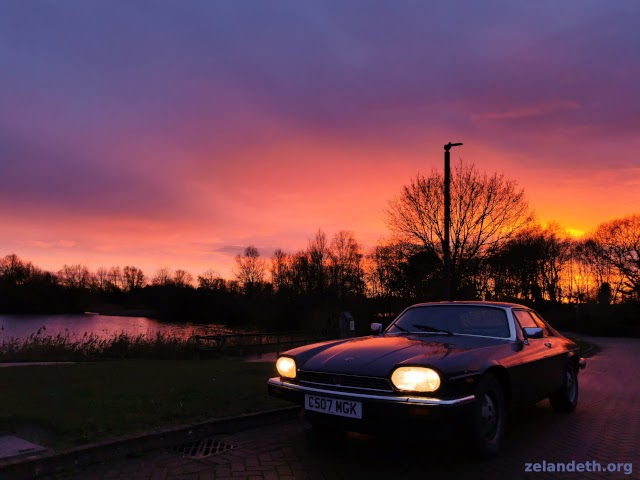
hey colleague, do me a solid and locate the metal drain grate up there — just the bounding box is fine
[173,438,237,458]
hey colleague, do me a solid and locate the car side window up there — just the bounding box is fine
[512,310,538,336]
[530,311,553,337]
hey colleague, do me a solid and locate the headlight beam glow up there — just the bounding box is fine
[276,356,297,379]
[391,366,440,392]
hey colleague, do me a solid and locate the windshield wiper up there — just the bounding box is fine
[412,324,454,336]
[391,323,411,334]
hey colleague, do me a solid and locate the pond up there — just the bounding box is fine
[0,313,235,342]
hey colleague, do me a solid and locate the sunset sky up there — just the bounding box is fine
[1,1,639,279]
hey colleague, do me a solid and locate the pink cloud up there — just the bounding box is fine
[473,100,581,121]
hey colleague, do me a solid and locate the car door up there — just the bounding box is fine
[529,310,566,393]
[512,309,558,403]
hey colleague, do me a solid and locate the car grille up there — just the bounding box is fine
[297,370,393,392]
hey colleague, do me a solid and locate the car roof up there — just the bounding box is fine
[409,301,528,309]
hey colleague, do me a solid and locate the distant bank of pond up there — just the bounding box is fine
[0,313,235,342]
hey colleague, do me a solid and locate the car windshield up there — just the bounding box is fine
[387,305,510,338]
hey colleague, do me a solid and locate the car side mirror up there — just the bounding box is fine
[371,323,383,335]
[523,327,543,340]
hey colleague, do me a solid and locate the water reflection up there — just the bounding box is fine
[0,314,235,342]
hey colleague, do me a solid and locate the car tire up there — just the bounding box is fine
[549,362,578,413]
[470,373,507,459]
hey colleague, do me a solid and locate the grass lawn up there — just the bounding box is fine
[0,359,289,451]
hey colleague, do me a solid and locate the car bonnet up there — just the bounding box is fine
[298,334,510,377]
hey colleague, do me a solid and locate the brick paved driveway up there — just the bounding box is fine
[63,337,639,480]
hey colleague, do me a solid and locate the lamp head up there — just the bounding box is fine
[444,142,463,151]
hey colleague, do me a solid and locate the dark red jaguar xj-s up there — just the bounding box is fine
[268,301,586,457]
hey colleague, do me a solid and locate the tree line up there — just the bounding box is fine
[1,160,639,332]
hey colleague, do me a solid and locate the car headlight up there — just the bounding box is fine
[391,366,440,392]
[276,356,297,379]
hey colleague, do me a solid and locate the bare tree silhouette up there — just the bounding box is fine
[592,214,640,300]
[386,160,532,297]
[234,245,266,293]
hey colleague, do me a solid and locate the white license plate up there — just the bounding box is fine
[304,394,362,419]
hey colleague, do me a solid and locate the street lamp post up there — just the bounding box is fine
[443,142,463,301]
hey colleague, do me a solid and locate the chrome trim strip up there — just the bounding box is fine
[386,332,512,341]
[268,377,476,406]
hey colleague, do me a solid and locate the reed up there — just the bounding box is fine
[0,329,199,362]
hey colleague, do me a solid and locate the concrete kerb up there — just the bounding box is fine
[0,406,299,480]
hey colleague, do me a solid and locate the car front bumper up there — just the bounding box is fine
[268,377,475,406]
[268,377,476,433]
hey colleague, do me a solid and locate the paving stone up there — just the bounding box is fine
[275,466,292,476]
[197,473,216,480]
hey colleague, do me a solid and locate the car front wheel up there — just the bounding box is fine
[470,373,507,458]
[549,362,578,413]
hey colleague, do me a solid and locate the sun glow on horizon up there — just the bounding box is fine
[565,228,586,238]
